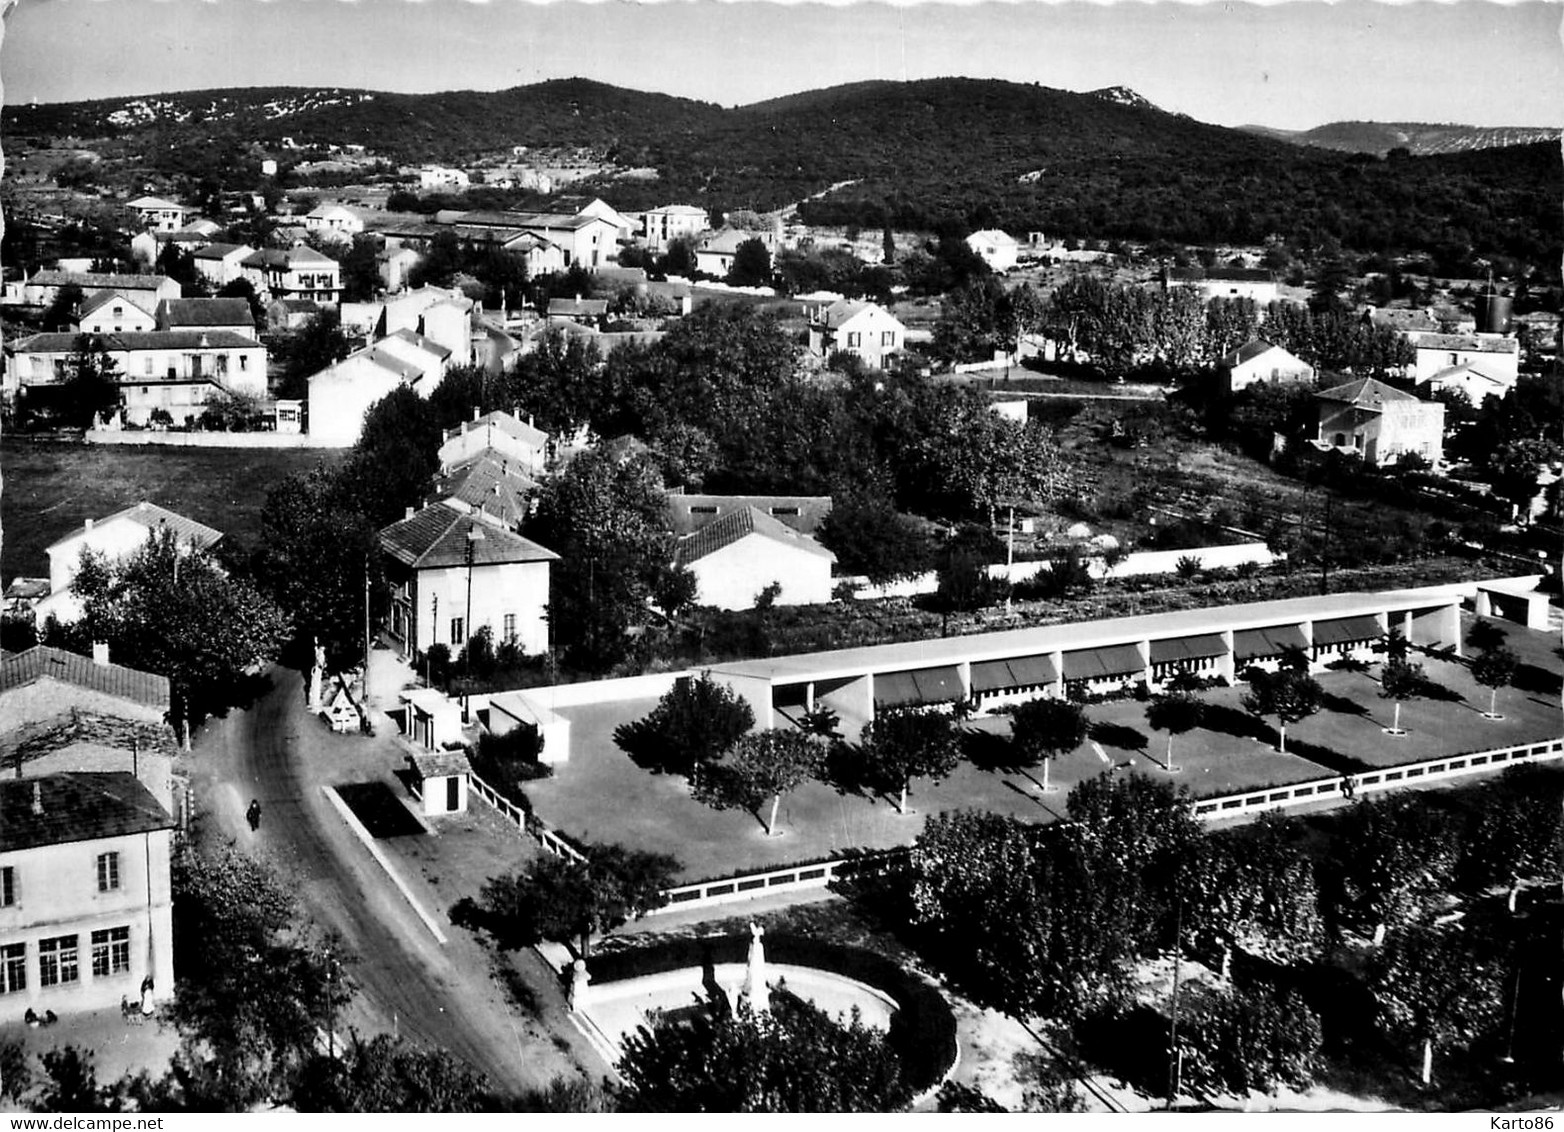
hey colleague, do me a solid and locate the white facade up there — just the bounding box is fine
[405,559,552,658]
[966,230,1020,273]
[306,352,411,447]
[1412,336,1520,385]
[191,244,256,289]
[439,411,548,476]
[640,205,709,252]
[1417,362,1514,407]
[128,197,192,233]
[419,167,470,189]
[78,295,157,335]
[808,301,906,369]
[303,205,364,243]
[1224,342,1315,393]
[688,535,835,611]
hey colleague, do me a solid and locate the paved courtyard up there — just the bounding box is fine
[517,619,1563,883]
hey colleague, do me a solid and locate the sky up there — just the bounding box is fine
[2,0,1561,131]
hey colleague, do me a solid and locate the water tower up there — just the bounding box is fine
[1476,278,1513,334]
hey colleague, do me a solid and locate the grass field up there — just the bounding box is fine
[1,438,346,582]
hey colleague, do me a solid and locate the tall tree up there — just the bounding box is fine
[59,335,123,428]
[726,237,773,287]
[859,704,962,814]
[815,492,934,587]
[1144,691,1205,774]
[70,530,290,746]
[617,672,756,779]
[1240,668,1322,755]
[1369,925,1502,1085]
[1378,656,1424,735]
[1331,795,1458,944]
[1009,697,1089,793]
[1458,766,1564,911]
[1470,645,1519,720]
[694,730,827,836]
[342,385,443,527]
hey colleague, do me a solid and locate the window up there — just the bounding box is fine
[39,935,78,987]
[846,332,861,348]
[0,944,24,994]
[0,867,13,907]
[770,506,800,516]
[239,355,249,371]
[97,852,120,893]
[689,506,718,515]
[450,618,465,646]
[881,331,896,347]
[503,613,516,642]
[216,354,229,376]
[144,357,154,376]
[91,927,131,978]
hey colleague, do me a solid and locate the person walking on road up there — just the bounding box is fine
[247,799,263,831]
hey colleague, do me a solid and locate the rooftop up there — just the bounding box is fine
[444,410,548,450]
[0,772,174,853]
[1222,338,1285,366]
[1415,333,1520,354]
[383,327,453,361]
[30,270,172,291]
[46,501,223,555]
[675,506,836,568]
[1316,376,1423,407]
[379,502,559,570]
[0,647,170,712]
[666,492,833,537]
[157,298,256,329]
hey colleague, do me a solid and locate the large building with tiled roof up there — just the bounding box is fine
[22,270,180,310]
[379,503,558,659]
[439,409,548,475]
[240,246,341,305]
[1314,377,1444,467]
[0,772,176,1016]
[37,502,223,626]
[432,453,539,532]
[0,646,169,728]
[675,506,835,611]
[665,491,833,537]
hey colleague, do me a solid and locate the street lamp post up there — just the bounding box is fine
[463,525,485,722]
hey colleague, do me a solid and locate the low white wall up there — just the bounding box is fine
[469,670,692,720]
[86,430,345,449]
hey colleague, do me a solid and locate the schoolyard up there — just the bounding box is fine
[523,618,1564,883]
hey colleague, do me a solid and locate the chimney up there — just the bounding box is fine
[404,505,415,521]
[31,782,42,817]
[92,640,110,666]
[472,405,480,422]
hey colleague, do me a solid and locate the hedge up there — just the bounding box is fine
[586,933,958,1094]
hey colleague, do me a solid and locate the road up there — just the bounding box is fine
[196,664,580,1095]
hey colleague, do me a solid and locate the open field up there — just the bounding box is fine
[1,437,346,581]
[524,617,1564,884]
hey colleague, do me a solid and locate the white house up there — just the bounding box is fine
[675,506,836,611]
[190,244,256,289]
[377,246,421,293]
[129,229,210,267]
[807,300,906,369]
[640,204,709,252]
[498,232,566,279]
[1220,339,1316,393]
[77,291,157,335]
[0,772,176,1017]
[379,502,558,660]
[1412,333,1520,386]
[694,228,779,278]
[306,347,428,447]
[240,247,342,306]
[1416,361,1514,407]
[36,502,223,625]
[566,198,637,243]
[127,196,194,233]
[418,167,470,190]
[965,229,1020,273]
[1315,377,1444,468]
[439,409,549,477]
[1168,267,1279,306]
[374,328,452,388]
[302,204,365,244]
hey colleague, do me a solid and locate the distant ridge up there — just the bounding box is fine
[1238,119,1561,156]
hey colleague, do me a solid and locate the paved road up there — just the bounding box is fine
[199,665,564,1094]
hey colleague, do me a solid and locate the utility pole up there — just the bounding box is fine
[1318,494,1333,596]
[1165,896,1185,1111]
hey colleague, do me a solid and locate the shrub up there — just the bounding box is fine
[613,672,756,778]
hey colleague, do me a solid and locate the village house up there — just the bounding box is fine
[33,503,223,626]
[307,347,432,447]
[1314,376,1444,468]
[23,271,180,311]
[1411,333,1520,387]
[374,328,452,386]
[665,491,833,537]
[239,247,342,306]
[418,167,470,190]
[693,228,780,278]
[378,502,558,661]
[807,300,906,369]
[1219,339,1315,393]
[639,204,710,252]
[965,229,1020,273]
[302,203,365,243]
[129,228,212,267]
[439,409,549,477]
[1416,361,1513,407]
[546,295,610,328]
[190,243,256,289]
[1167,266,1279,306]
[432,452,539,532]
[675,506,837,611]
[0,772,177,1017]
[126,196,195,233]
[7,330,268,429]
[77,291,157,335]
[496,232,567,279]
[156,297,258,340]
[377,245,421,294]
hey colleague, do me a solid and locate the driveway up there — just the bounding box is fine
[194,659,586,1095]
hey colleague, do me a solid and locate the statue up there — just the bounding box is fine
[306,637,326,711]
[739,922,770,1014]
[568,958,591,1012]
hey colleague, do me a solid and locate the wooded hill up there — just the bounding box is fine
[8,78,1559,274]
[1240,120,1561,157]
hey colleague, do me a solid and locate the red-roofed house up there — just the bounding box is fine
[675,506,836,611]
[0,772,176,1016]
[379,503,559,659]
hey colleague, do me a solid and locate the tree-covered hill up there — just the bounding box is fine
[1239,119,1561,157]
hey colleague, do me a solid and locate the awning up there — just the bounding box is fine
[1312,615,1382,647]
[873,665,963,707]
[1061,643,1145,681]
[1233,624,1308,661]
[970,654,1058,692]
[1149,634,1228,665]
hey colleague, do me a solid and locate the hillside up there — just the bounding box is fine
[1239,119,1562,156]
[6,78,1559,273]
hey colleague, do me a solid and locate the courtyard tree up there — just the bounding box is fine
[479,841,680,958]
[1144,691,1205,774]
[1378,656,1425,735]
[1009,697,1089,792]
[1466,618,1510,654]
[1458,766,1564,911]
[618,994,909,1112]
[694,730,827,836]
[859,704,962,815]
[1368,924,1503,1085]
[1240,668,1322,755]
[616,672,755,779]
[68,530,290,747]
[59,336,123,428]
[1470,645,1519,720]
[1331,794,1458,944]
